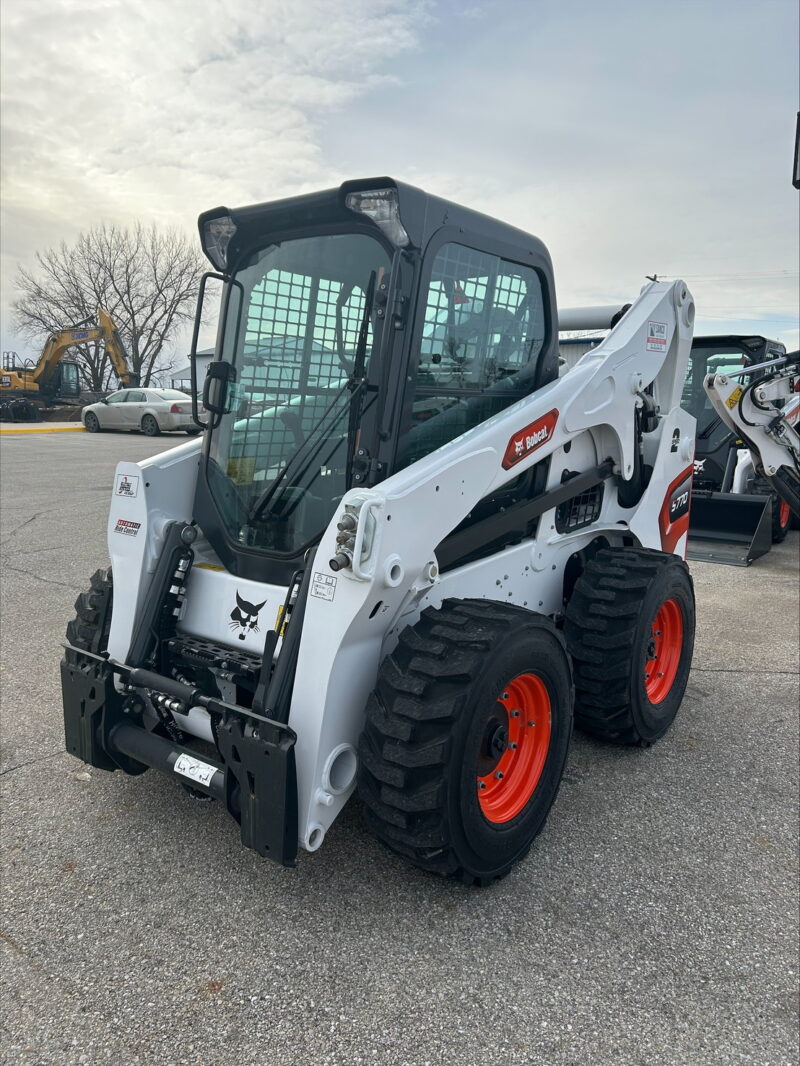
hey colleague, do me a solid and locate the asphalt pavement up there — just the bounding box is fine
[1,431,798,1066]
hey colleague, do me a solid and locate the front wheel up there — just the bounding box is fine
[564,547,695,746]
[358,599,573,885]
[84,411,100,433]
[141,414,160,436]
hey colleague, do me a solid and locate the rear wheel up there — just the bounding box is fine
[564,547,695,746]
[772,495,792,543]
[84,411,100,433]
[141,413,160,436]
[357,599,573,885]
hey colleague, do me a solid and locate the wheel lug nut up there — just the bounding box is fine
[478,781,486,790]
[494,771,504,780]
[510,710,520,718]
[527,721,534,728]
[509,742,518,750]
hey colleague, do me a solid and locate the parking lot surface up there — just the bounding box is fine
[1,431,798,1066]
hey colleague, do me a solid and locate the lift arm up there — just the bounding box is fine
[704,351,800,516]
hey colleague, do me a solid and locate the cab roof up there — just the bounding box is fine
[199,176,551,274]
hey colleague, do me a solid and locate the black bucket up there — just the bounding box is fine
[687,491,773,566]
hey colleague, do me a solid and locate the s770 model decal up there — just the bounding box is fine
[502,410,559,470]
[659,466,693,555]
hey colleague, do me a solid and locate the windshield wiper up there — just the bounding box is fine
[247,271,377,525]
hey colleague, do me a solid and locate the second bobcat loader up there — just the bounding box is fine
[62,179,697,885]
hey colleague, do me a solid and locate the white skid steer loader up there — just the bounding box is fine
[62,179,698,885]
[704,347,800,522]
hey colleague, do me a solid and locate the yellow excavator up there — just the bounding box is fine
[1,308,139,420]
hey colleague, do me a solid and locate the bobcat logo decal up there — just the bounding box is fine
[230,591,266,641]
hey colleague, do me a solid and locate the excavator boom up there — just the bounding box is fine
[1,308,138,398]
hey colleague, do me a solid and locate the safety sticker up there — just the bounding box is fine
[173,752,218,788]
[113,518,141,537]
[725,386,743,409]
[115,473,139,498]
[311,572,337,602]
[646,321,668,352]
[502,409,559,469]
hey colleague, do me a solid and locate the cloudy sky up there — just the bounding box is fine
[1,0,797,362]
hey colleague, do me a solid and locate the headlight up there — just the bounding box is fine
[344,188,409,247]
[202,215,237,272]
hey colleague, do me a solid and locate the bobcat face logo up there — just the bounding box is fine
[230,592,266,641]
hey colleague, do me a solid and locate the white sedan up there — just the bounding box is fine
[81,389,202,436]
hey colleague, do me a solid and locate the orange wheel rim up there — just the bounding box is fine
[779,499,791,528]
[477,673,551,824]
[644,598,683,704]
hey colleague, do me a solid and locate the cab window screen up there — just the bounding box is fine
[398,242,546,468]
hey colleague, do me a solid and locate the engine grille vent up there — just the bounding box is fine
[555,482,604,534]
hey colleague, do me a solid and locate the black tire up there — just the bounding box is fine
[771,494,792,543]
[84,411,100,433]
[185,427,202,436]
[65,567,113,657]
[564,547,695,746]
[357,599,573,885]
[141,414,160,436]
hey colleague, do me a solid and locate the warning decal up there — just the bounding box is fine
[725,386,743,410]
[311,572,337,602]
[173,753,218,788]
[115,473,139,498]
[646,321,668,352]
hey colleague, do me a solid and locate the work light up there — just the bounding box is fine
[202,215,237,272]
[344,188,409,247]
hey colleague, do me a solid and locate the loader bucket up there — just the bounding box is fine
[687,491,772,566]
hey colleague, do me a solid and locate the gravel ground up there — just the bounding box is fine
[1,431,798,1066]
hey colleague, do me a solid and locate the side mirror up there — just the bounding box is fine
[202,360,236,415]
[100,397,108,404]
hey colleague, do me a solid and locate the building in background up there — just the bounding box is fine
[171,348,213,393]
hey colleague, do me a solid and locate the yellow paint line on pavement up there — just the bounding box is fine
[0,425,85,434]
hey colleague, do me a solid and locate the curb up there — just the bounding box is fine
[0,425,86,435]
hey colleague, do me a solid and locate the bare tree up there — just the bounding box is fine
[13,224,206,390]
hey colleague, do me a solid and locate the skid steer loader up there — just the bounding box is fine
[62,179,697,884]
[704,347,799,522]
[683,335,791,565]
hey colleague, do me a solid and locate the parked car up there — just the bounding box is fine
[81,389,202,436]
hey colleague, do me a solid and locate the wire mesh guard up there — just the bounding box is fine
[211,233,387,555]
[402,242,546,466]
[555,483,604,534]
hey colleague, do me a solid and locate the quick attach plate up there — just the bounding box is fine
[215,714,299,867]
[61,643,298,867]
[61,653,147,775]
